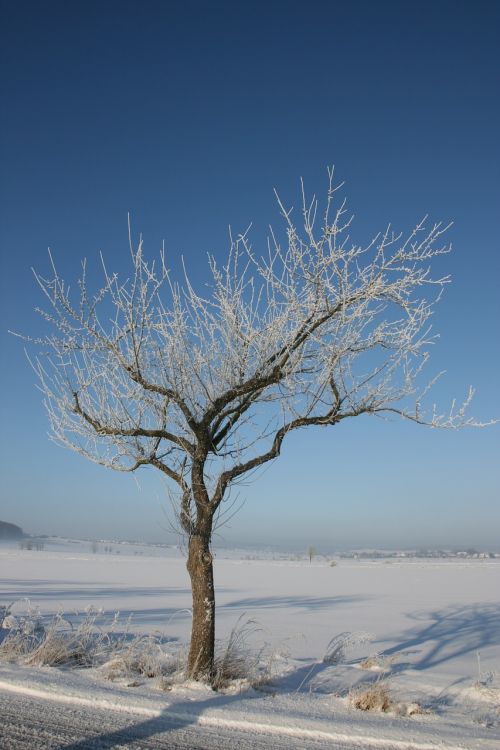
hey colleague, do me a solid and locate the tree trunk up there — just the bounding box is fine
[186,532,215,680]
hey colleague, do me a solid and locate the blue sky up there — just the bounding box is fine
[1,0,498,550]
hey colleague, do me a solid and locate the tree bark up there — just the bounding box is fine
[186,532,215,680]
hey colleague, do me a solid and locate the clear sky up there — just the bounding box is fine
[1,0,499,550]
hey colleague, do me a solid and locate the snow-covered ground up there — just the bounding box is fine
[0,539,499,748]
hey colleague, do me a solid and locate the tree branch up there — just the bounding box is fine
[72,392,195,455]
[211,401,345,509]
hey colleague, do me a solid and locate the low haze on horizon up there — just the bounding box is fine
[1,0,499,551]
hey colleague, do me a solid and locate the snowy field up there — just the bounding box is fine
[0,539,499,749]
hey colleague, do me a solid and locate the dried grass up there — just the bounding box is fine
[0,603,131,668]
[212,616,265,690]
[349,681,393,712]
[360,652,400,671]
[1,603,279,694]
[349,681,428,716]
[101,635,179,683]
[323,631,372,665]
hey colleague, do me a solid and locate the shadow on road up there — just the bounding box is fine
[56,689,261,750]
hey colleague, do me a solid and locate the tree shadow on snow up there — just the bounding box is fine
[21,602,500,748]
[221,594,367,611]
[379,602,500,671]
[1,581,193,601]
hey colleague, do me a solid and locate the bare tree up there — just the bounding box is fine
[22,170,487,681]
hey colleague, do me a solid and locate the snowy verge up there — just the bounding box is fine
[0,664,497,750]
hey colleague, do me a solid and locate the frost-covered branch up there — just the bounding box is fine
[21,170,489,537]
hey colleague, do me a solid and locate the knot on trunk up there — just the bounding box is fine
[186,535,214,576]
[201,550,213,566]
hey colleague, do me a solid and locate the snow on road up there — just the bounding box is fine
[0,672,492,750]
[1,686,348,750]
